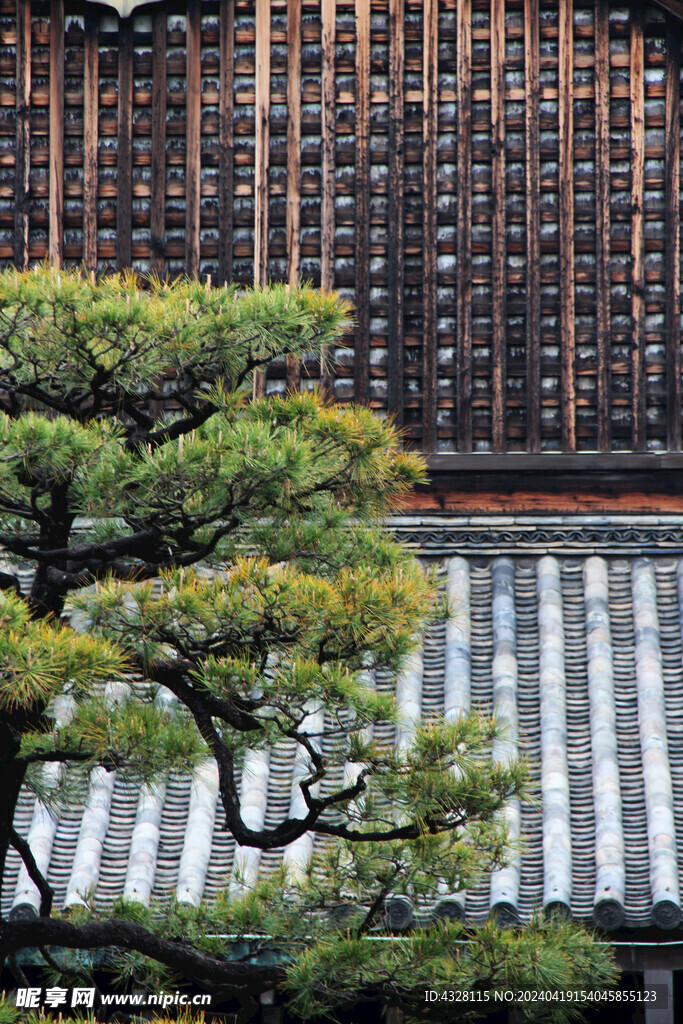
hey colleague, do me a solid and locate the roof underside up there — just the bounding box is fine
[7,521,683,934]
[655,0,683,20]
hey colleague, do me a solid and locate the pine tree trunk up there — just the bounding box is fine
[28,483,74,620]
[0,722,27,915]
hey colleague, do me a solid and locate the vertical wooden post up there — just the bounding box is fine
[49,0,64,266]
[630,4,645,451]
[595,0,611,452]
[286,0,302,391]
[387,0,404,426]
[558,0,575,450]
[116,18,134,272]
[665,16,681,452]
[456,0,472,451]
[320,0,336,395]
[83,11,99,273]
[218,0,234,284]
[14,0,31,269]
[422,0,438,453]
[491,0,506,453]
[186,0,202,278]
[253,0,271,397]
[524,0,540,452]
[354,0,370,404]
[150,9,167,277]
[254,0,270,287]
[286,0,302,292]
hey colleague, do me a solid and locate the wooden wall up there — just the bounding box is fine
[1,0,683,455]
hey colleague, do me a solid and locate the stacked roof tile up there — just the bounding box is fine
[6,519,683,933]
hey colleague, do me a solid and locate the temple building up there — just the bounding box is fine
[3,1,683,1021]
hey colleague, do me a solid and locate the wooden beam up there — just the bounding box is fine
[14,0,31,269]
[491,0,506,453]
[286,0,302,391]
[524,0,540,453]
[254,0,270,288]
[456,0,472,452]
[665,16,681,452]
[218,0,234,285]
[630,4,646,451]
[422,0,438,454]
[654,0,683,22]
[186,0,201,278]
[83,11,98,273]
[558,0,575,451]
[354,0,370,405]
[150,9,167,277]
[49,0,64,266]
[286,0,301,291]
[253,0,270,397]
[116,17,134,272]
[320,0,336,395]
[595,0,611,452]
[387,0,404,425]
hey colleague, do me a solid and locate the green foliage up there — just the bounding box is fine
[0,590,124,713]
[284,917,618,1022]
[0,268,615,1022]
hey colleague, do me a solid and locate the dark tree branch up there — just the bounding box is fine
[0,571,21,595]
[18,749,95,765]
[9,827,54,917]
[0,917,282,993]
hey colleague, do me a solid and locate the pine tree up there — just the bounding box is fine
[0,267,615,1021]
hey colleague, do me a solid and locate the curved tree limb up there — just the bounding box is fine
[0,917,282,993]
[9,827,54,917]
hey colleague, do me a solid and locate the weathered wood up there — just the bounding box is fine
[218,0,234,285]
[665,16,681,452]
[595,0,611,452]
[150,9,167,277]
[253,0,270,398]
[387,0,404,426]
[185,0,202,278]
[354,0,371,405]
[655,0,683,21]
[83,11,98,273]
[254,0,270,288]
[456,0,472,452]
[116,18,134,272]
[286,0,302,292]
[320,0,336,396]
[491,0,506,453]
[422,0,438,454]
[48,0,64,266]
[14,0,31,269]
[4,0,683,457]
[558,0,575,451]
[524,0,540,453]
[630,5,646,452]
[402,473,683,516]
[286,0,302,392]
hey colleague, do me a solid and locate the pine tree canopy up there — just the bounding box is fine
[0,267,615,1022]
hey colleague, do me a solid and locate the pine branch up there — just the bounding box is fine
[0,917,282,993]
[9,826,54,916]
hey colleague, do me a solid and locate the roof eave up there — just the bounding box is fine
[654,0,683,20]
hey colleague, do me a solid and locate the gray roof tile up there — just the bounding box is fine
[10,546,683,932]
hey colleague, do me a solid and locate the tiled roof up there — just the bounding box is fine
[7,539,683,933]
